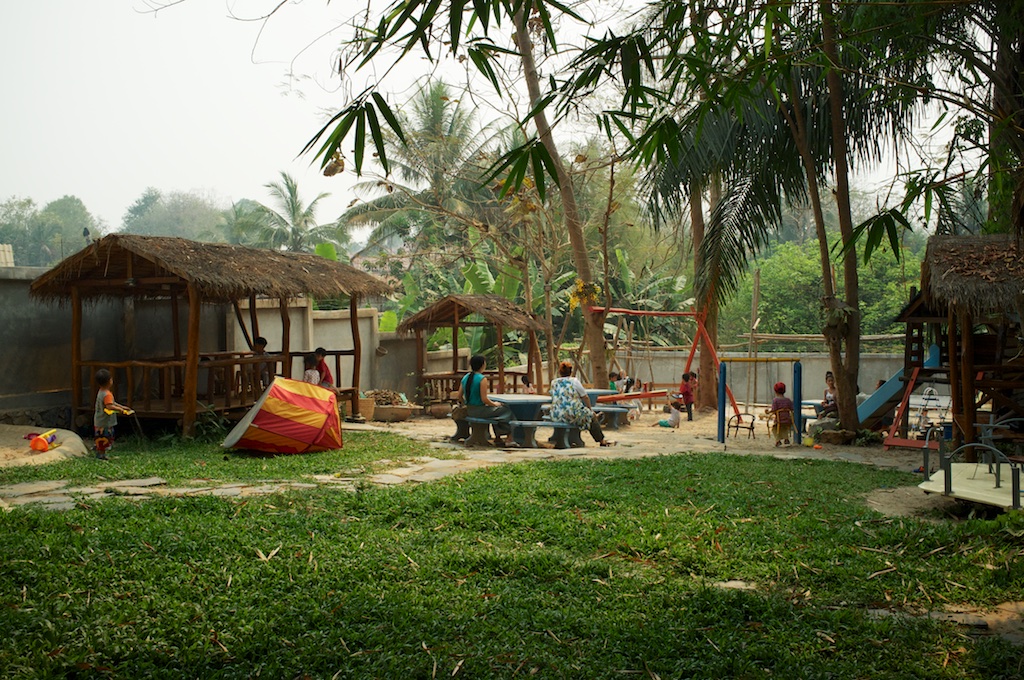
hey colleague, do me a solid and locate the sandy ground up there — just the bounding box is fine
[0,425,89,468]
[378,406,969,521]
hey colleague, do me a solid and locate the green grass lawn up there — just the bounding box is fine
[1,432,1022,678]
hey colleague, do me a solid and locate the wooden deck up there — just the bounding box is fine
[919,463,1023,510]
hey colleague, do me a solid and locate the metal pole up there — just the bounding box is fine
[717,361,727,443]
[793,360,802,445]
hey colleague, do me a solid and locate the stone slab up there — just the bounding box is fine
[368,474,406,485]
[104,477,166,489]
[209,487,243,497]
[239,485,287,495]
[40,502,77,512]
[0,480,68,497]
[8,494,75,506]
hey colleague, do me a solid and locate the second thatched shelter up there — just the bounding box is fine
[397,294,545,402]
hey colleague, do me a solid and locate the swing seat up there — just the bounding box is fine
[727,413,756,439]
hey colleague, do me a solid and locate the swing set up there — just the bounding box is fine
[589,306,743,413]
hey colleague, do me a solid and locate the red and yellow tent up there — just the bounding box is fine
[223,377,342,454]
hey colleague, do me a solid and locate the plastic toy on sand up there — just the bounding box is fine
[29,429,59,452]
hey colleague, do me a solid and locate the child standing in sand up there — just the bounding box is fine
[93,369,132,460]
[678,372,695,421]
[766,381,795,447]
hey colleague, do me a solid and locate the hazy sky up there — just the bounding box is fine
[1,1,377,231]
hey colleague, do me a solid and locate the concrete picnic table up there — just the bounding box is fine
[488,394,562,447]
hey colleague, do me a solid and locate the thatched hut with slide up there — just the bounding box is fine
[30,234,391,435]
[397,294,546,402]
[897,234,1024,442]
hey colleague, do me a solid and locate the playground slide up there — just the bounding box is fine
[857,344,939,429]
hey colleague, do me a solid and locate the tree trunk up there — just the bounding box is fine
[513,11,607,385]
[821,0,861,430]
[691,183,719,410]
[991,2,1024,237]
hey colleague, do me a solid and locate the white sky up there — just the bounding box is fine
[1,1,945,236]
[0,1,379,231]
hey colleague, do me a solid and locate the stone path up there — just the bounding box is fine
[0,475,358,512]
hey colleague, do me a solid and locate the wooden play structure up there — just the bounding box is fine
[894,235,1024,509]
[30,234,392,435]
[397,294,545,403]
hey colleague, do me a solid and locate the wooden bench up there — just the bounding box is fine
[509,419,580,449]
[593,405,631,430]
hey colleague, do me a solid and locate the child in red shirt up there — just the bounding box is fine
[678,372,695,421]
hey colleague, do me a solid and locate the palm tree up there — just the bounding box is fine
[620,0,942,428]
[340,80,498,258]
[254,172,343,253]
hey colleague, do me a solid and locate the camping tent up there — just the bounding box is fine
[223,377,343,454]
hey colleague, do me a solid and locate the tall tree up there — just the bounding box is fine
[253,172,342,253]
[340,80,495,258]
[306,1,613,384]
[0,195,98,265]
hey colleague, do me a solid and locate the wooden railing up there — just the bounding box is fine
[77,352,285,418]
[422,370,529,404]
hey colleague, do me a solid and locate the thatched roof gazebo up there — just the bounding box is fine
[31,234,392,434]
[397,294,546,402]
[914,234,1024,439]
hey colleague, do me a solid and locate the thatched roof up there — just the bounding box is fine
[397,294,545,334]
[922,234,1024,314]
[30,234,393,304]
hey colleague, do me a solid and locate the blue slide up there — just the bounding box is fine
[857,344,939,429]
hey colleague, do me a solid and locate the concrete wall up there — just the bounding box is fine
[611,350,939,405]
[0,267,121,423]
[372,339,472,401]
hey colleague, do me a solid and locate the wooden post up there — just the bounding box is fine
[232,300,253,350]
[349,294,362,416]
[71,286,82,426]
[960,308,976,444]
[182,283,202,437]
[171,290,183,394]
[452,308,460,374]
[947,306,962,443]
[415,328,425,404]
[279,297,291,378]
[249,294,260,342]
[496,324,506,393]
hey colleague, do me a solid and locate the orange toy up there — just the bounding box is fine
[30,429,58,452]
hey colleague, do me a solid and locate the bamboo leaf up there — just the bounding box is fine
[371,93,406,145]
[364,103,388,174]
[353,109,366,174]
